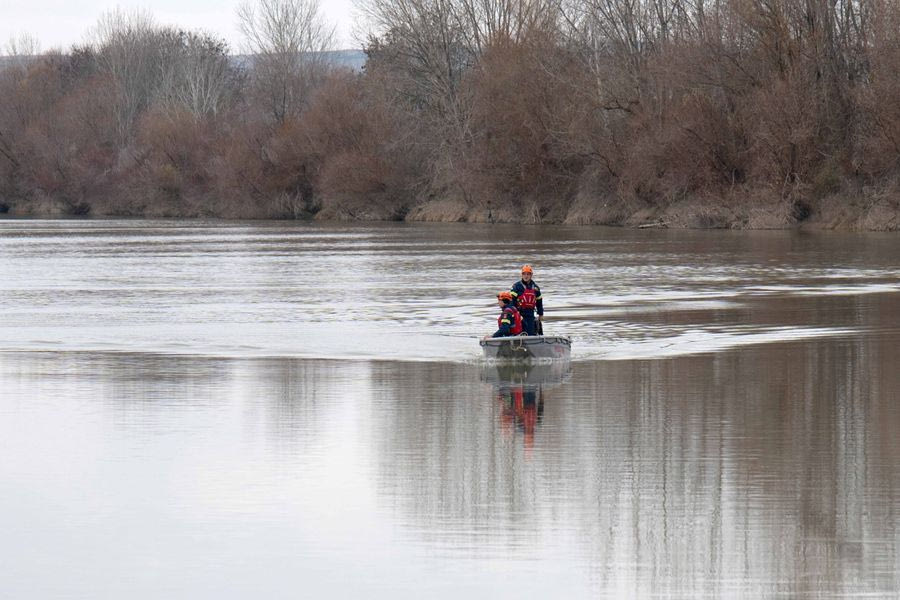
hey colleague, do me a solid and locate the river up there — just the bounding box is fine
[1,219,899,598]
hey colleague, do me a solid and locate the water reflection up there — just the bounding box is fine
[481,361,571,454]
[496,385,543,450]
[3,331,900,597]
[364,334,900,597]
[480,359,572,387]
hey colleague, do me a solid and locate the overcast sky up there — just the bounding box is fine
[2,0,364,53]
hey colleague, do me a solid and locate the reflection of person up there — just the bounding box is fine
[495,385,545,454]
[511,265,543,336]
[518,387,543,452]
[498,389,516,439]
[485,291,523,339]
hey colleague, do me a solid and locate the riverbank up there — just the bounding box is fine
[4,188,898,231]
[400,191,900,231]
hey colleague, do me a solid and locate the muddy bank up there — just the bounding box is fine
[347,189,900,231]
[559,192,900,231]
[4,188,899,231]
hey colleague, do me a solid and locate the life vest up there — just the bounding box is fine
[498,306,523,335]
[518,285,538,310]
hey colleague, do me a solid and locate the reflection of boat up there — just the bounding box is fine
[481,355,571,454]
[480,360,572,387]
[479,335,571,361]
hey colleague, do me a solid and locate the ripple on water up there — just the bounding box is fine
[0,221,898,361]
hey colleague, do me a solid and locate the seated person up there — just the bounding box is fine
[486,291,523,339]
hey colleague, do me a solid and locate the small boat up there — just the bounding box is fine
[479,335,571,361]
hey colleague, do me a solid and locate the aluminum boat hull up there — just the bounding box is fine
[479,335,571,361]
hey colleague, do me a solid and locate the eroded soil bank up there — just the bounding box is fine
[4,190,899,231]
[311,191,900,231]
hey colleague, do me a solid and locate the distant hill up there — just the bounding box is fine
[230,50,367,72]
[0,55,37,70]
[322,49,367,71]
[0,50,368,72]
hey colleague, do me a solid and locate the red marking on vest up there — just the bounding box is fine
[518,287,537,309]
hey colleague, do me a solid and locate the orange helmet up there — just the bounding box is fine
[497,291,513,302]
[521,264,533,274]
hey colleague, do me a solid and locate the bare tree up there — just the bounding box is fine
[359,0,472,106]
[357,0,475,193]
[358,0,561,206]
[158,31,233,119]
[0,35,40,181]
[92,8,163,144]
[456,0,560,52]
[0,34,40,168]
[238,0,336,123]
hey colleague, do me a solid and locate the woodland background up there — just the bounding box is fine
[2,0,900,229]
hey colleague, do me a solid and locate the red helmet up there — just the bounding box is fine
[497,291,513,302]
[521,264,533,274]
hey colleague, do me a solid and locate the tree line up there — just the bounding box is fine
[2,0,900,226]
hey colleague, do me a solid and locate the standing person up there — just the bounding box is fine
[511,265,543,336]
[485,292,523,339]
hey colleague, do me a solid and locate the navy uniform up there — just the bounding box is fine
[493,292,524,338]
[511,277,542,336]
[493,305,523,338]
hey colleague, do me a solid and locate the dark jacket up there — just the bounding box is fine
[510,280,543,316]
[493,304,522,337]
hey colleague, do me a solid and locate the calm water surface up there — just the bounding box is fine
[1,220,899,598]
